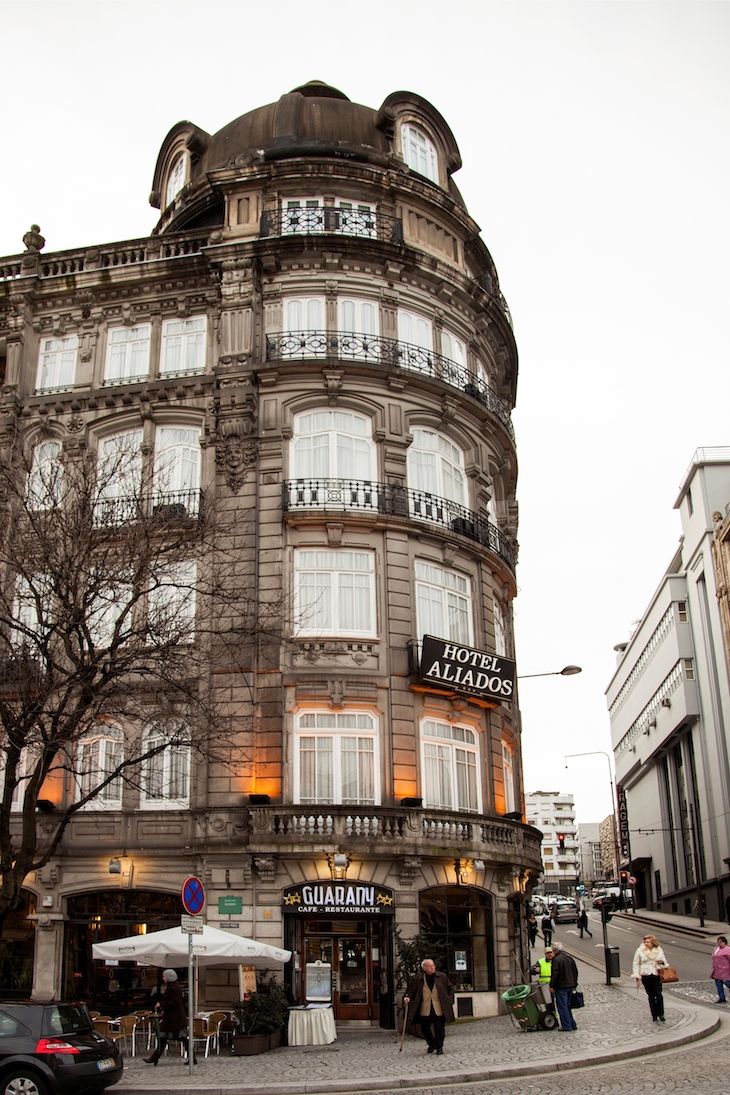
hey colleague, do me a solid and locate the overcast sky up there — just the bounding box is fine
[2,0,728,823]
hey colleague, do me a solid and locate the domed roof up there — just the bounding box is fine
[203,81,392,171]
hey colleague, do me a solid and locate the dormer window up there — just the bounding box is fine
[401,124,438,183]
[166,153,187,207]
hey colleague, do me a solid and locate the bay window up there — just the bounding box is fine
[295,711,379,805]
[421,719,480,813]
[294,549,375,637]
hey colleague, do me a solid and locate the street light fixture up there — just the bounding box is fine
[518,665,582,679]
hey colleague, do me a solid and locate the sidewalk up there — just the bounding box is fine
[113,954,722,1095]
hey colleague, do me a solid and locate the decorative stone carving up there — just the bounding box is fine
[399,856,421,887]
[254,856,277,885]
[22,225,45,253]
[66,415,84,433]
[215,436,257,493]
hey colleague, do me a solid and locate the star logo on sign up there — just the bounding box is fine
[376,893,393,906]
[284,892,302,905]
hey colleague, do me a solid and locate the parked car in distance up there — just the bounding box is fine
[553,900,580,923]
[0,1002,122,1095]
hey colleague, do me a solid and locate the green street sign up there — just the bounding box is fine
[218,895,243,915]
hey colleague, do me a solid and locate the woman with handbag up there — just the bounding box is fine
[632,934,669,1021]
[710,935,730,1003]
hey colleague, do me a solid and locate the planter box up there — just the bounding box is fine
[231,1033,270,1056]
[268,1028,283,1050]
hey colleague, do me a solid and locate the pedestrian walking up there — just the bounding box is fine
[541,912,554,947]
[632,934,668,1021]
[577,906,592,938]
[143,969,197,1066]
[403,958,455,1056]
[527,910,538,948]
[710,935,730,1003]
[549,941,578,1030]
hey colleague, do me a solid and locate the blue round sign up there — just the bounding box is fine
[181,876,205,915]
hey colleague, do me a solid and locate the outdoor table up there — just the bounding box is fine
[287,1006,336,1046]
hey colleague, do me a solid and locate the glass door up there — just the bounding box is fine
[336,936,369,1020]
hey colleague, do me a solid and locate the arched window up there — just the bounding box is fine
[76,724,124,809]
[420,718,480,813]
[292,409,375,482]
[153,426,201,514]
[415,561,472,645]
[294,710,379,806]
[420,887,495,991]
[166,153,187,207]
[27,440,63,510]
[401,124,439,183]
[140,722,190,809]
[407,428,465,505]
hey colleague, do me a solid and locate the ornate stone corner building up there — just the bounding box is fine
[0,82,540,1022]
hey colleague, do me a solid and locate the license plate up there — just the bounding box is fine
[97,1058,116,1072]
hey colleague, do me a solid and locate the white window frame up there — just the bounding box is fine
[440,331,467,371]
[333,199,376,239]
[282,198,323,234]
[294,711,380,806]
[420,718,481,813]
[281,198,376,239]
[148,560,197,643]
[103,325,151,386]
[160,317,207,377]
[87,576,132,651]
[166,153,187,208]
[397,309,432,352]
[294,549,376,638]
[493,599,507,657]
[291,409,375,483]
[96,430,143,524]
[502,743,516,815]
[35,336,78,393]
[140,723,190,810]
[401,124,439,183]
[11,575,51,650]
[76,724,124,810]
[27,440,63,511]
[407,428,466,505]
[282,297,326,357]
[415,560,473,645]
[153,425,201,512]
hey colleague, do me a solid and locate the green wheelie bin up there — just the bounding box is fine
[501,984,543,1031]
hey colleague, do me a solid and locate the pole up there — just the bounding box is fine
[188,933,194,1077]
[399,1000,409,1051]
[601,905,611,986]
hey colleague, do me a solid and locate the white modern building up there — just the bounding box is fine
[525,792,579,895]
[607,449,730,916]
[577,822,602,887]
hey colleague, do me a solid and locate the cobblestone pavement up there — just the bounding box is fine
[113,962,723,1095]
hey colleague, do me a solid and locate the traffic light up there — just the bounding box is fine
[619,870,628,885]
[557,833,565,852]
[598,900,613,924]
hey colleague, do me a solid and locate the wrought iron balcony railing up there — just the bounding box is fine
[260,207,403,244]
[266,331,514,440]
[282,479,515,570]
[93,488,204,527]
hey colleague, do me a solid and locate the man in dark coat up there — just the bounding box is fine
[549,941,579,1031]
[144,969,196,1065]
[403,958,455,1055]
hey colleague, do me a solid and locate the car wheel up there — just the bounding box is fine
[1,1071,49,1095]
[539,1011,559,1030]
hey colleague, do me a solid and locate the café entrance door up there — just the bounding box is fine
[300,918,386,1021]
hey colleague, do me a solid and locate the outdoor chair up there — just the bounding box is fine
[105,1014,138,1056]
[192,1016,216,1059]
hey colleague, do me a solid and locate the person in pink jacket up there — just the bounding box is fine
[710,935,730,1003]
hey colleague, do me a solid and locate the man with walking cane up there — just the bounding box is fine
[403,958,455,1055]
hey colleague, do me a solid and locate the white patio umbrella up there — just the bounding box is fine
[92,924,291,967]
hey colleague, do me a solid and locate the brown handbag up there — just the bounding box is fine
[659,966,679,983]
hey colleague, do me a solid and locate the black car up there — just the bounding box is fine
[0,1002,122,1095]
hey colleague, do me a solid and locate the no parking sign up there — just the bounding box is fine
[181,876,206,915]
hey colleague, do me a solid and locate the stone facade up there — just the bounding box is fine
[0,81,540,1021]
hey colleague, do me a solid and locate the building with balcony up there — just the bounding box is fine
[524,792,579,895]
[0,81,540,1020]
[607,449,730,917]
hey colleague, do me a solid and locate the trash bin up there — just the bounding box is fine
[606,946,621,979]
[501,984,542,1029]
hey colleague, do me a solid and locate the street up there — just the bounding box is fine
[548,910,718,981]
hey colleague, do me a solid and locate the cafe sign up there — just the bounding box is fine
[282,883,395,915]
[418,635,516,701]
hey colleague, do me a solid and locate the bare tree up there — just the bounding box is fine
[0,434,271,932]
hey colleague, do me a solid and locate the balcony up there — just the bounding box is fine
[93,488,204,526]
[259,207,403,245]
[248,804,542,867]
[266,331,514,440]
[282,479,515,571]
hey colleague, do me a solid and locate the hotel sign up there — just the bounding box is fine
[282,883,395,915]
[418,635,516,701]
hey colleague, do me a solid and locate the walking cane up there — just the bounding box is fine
[399,1000,409,1052]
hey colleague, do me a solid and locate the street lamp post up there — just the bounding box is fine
[518,666,582,680]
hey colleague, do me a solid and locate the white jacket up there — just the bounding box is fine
[632,944,667,978]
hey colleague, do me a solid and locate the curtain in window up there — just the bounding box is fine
[154,427,200,496]
[27,441,63,509]
[105,327,150,383]
[398,310,432,350]
[299,572,332,631]
[37,337,77,391]
[161,318,206,376]
[337,572,371,632]
[300,736,334,803]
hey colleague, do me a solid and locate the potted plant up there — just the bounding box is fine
[232,973,290,1054]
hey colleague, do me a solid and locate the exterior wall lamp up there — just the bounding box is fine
[108,858,121,874]
[327,853,350,880]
